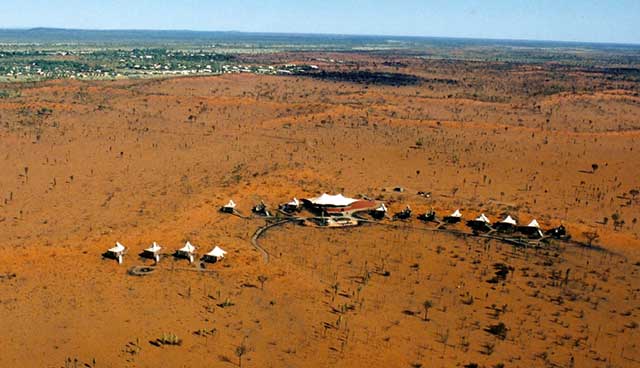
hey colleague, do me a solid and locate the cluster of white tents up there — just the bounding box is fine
[106,241,227,265]
[442,209,543,236]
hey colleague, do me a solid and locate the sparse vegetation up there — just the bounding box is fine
[0,34,639,368]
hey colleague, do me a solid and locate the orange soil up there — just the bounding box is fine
[0,57,639,367]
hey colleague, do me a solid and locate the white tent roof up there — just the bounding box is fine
[500,215,517,226]
[109,241,125,253]
[145,242,162,253]
[375,203,387,212]
[307,193,357,206]
[223,199,236,208]
[206,246,227,258]
[287,197,300,206]
[449,209,462,218]
[179,241,196,253]
[527,219,540,228]
[475,213,491,224]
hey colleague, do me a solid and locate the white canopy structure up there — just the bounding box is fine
[107,242,126,264]
[223,200,236,209]
[145,242,162,253]
[144,242,162,262]
[179,241,196,254]
[177,241,197,263]
[306,193,357,207]
[500,215,517,226]
[109,242,126,253]
[205,246,227,260]
[375,203,388,212]
[475,213,491,224]
[526,219,540,228]
[449,209,462,218]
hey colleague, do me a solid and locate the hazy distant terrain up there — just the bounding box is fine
[0,28,639,84]
[0,27,639,368]
[1,28,639,59]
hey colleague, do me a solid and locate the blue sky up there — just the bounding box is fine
[2,0,639,44]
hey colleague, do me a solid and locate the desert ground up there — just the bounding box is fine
[0,54,639,367]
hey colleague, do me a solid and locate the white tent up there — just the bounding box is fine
[526,219,540,228]
[375,203,388,212]
[449,209,462,218]
[223,200,236,209]
[287,197,300,207]
[475,213,491,224]
[144,242,162,262]
[107,242,126,264]
[145,241,162,253]
[109,241,126,253]
[179,241,196,254]
[177,241,197,263]
[500,215,517,226]
[205,246,227,260]
[306,193,357,207]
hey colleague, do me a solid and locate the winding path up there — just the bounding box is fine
[250,219,297,262]
[238,213,618,264]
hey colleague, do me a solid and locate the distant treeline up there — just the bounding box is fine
[298,70,423,86]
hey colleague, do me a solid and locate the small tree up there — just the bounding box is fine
[612,212,620,223]
[436,328,450,354]
[257,275,268,290]
[423,300,433,321]
[583,231,600,247]
[611,213,623,231]
[591,163,599,173]
[235,343,247,367]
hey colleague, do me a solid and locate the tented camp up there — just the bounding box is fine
[143,242,162,262]
[495,215,517,233]
[107,242,126,264]
[221,199,236,213]
[203,246,227,263]
[176,241,197,263]
[519,219,544,238]
[443,209,462,223]
[467,213,492,232]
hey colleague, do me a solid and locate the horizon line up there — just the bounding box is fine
[1,27,639,47]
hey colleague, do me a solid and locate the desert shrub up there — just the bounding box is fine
[153,333,182,346]
[481,341,495,355]
[217,297,235,308]
[485,322,508,340]
[488,263,512,283]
